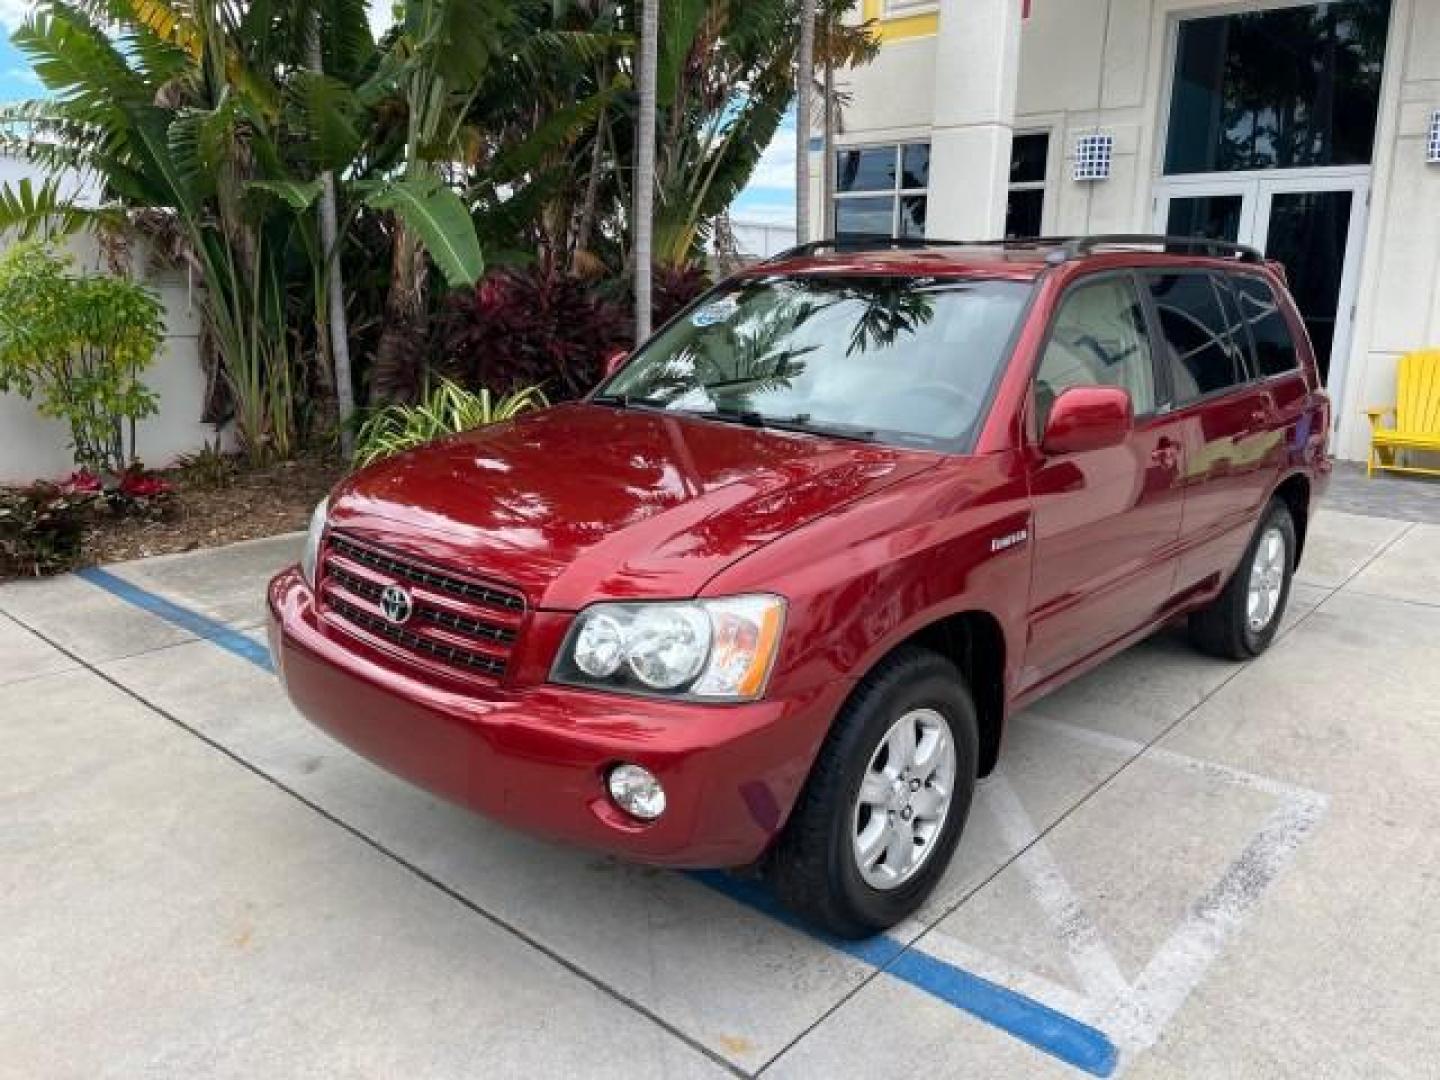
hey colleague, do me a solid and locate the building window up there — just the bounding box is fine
[1164,0,1392,175]
[834,143,929,240]
[1005,132,1048,239]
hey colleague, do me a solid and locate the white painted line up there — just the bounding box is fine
[926,714,1330,1074]
[986,776,1141,1024]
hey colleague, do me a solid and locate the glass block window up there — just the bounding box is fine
[1006,131,1049,238]
[834,142,930,240]
[1164,0,1392,175]
[1428,109,1440,165]
[1072,134,1112,182]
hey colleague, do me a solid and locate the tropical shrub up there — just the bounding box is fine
[113,466,176,521]
[62,464,175,520]
[175,439,239,490]
[443,270,630,401]
[0,481,97,577]
[0,243,164,475]
[353,380,548,468]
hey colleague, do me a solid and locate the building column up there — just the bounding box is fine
[925,0,1024,240]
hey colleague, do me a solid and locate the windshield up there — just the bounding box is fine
[597,274,1031,451]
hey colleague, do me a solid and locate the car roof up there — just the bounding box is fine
[747,235,1276,284]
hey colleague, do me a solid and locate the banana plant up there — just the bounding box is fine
[354,0,507,402]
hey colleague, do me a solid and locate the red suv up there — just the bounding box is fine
[268,236,1330,936]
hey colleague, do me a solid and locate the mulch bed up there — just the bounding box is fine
[79,454,346,568]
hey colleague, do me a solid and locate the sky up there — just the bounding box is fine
[0,0,39,102]
[0,0,795,228]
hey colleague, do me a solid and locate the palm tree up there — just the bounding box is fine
[795,0,816,244]
[308,15,356,453]
[633,0,658,342]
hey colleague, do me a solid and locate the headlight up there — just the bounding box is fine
[300,497,328,588]
[553,595,785,701]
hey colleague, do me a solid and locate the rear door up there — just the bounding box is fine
[1021,273,1187,689]
[1140,271,1281,594]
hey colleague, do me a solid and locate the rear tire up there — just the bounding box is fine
[1188,499,1296,660]
[767,646,978,938]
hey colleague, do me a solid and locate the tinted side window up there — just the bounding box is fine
[1035,276,1156,429]
[1145,273,1246,402]
[1232,275,1300,378]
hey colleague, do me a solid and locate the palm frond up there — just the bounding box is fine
[0,176,110,240]
[13,2,151,115]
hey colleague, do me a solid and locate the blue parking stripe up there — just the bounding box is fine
[80,567,1116,1076]
[691,870,1118,1077]
[77,567,274,673]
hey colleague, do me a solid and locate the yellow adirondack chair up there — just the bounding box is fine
[1366,349,1440,478]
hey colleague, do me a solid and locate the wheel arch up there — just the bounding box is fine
[1271,471,1312,568]
[855,609,1010,778]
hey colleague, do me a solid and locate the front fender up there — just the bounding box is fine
[702,453,1032,708]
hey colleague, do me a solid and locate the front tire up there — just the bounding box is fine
[767,646,978,938]
[1188,499,1296,660]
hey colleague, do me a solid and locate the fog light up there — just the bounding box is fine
[608,763,666,821]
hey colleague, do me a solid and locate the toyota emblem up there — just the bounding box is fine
[380,584,414,625]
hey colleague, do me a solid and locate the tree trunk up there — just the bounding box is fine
[308,22,357,456]
[573,103,607,272]
[795,0,817,244]
[634,0,659,342]
[370,226,429,404]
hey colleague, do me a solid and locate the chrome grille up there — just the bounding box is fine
[329,534,524,612]
[319,532,525,680]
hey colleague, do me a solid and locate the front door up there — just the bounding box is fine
[1155,171,1369,404]
[1022,273,1186,691]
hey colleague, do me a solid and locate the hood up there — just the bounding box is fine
[329,403,940,609]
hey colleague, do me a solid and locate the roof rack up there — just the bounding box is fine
[763,233,1264,266]
[1051,234,1264,264]
[763,236,1085,264]
[765,237,973,262]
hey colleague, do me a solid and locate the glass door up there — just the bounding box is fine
[1154,172,1368,392]
[1251,175,1369,393]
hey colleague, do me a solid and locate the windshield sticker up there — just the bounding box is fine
[691,298,738,328]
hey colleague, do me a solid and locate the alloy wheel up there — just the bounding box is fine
[1246,526,1287,632]
[850,707,957,891]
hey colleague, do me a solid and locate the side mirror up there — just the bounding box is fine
[602,348,629,378]
[1041,386,1133,455]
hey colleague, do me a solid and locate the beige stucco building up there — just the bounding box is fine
[820,0,1440,462]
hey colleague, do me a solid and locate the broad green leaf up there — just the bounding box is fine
[365,177,483,288]
[247,179,322,212]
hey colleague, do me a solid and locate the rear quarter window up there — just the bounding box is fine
[1143,272,1248,403]
[1232,274,1301,378]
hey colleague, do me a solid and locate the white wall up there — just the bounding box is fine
[0,157,217,483]
[727,219,799,258]
[830,0,1440,462]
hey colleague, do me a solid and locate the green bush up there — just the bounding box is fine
[0,242,165,474]
[0,481,97,577]
[353,380,547,468]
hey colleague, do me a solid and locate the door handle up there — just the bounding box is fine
[1150,438,1180,470]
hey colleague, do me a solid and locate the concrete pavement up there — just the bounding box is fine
[2,507,1437,1078]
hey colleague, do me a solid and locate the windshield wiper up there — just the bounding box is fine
[692,408,877,443]
[592,393,672,411]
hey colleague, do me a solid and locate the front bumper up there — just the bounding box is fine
[267,568,843,867]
